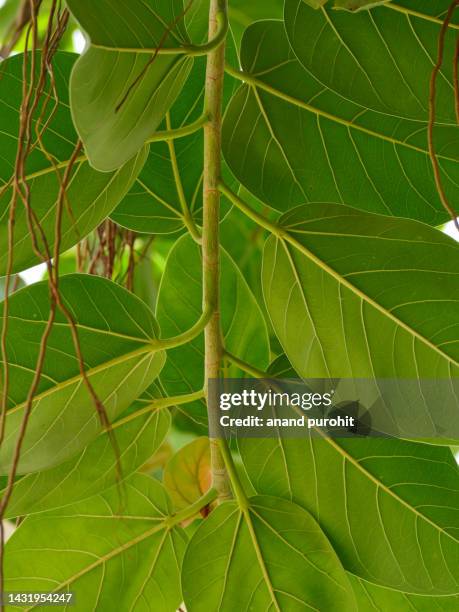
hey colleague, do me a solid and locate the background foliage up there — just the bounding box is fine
[0,0,458,610]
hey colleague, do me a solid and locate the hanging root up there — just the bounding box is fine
[0,2,64,596]
[0,0,41,59]
[115,0,195,113]
[18,1,123,491]
[0,0,122,593]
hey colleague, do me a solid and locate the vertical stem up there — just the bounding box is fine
[203,0,231,502]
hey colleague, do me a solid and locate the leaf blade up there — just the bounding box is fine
[0,274,165,474]
[222,20,459,223]
[67,0,194,171]
[3,397,170,518]
[5,474,186,611]
[249,206,459,593]
[182,496,357,611]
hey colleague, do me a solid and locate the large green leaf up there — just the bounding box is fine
[222,20,458,224]
[2,404,170,519]
[262,202,458,389]
[0,52,147,276]
[260,199,459,442]
[0,274,165,474]
[156,234,269,427]
[182,496,356,611]
[5,474,187,610]
[111,36,238,236]
[67,0,194,171]
[241,203,459,593]
[285,0,457,118]
[240,433,459,595]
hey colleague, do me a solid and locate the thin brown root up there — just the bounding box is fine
[0,0,122,593]
[115,0,195,113]
[0,0,41,59]
[428,0,459,231]
[454,35,459,123]
[126,231,136,291]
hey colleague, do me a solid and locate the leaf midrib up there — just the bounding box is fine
[242,506,281,612]
[320,431,459,547]
[280,236,457,369]
[23,519,169,610]
[225,68,458,164]
[5,343,157,417]
[386,2,459,31]
[5,316,153,344]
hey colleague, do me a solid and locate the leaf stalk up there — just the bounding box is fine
[165,112,202,243]
[164,487,218,528]
[152,306,212,350]
[90,11,228,58]
[113,390,205,428]
[148,113,209,145]
[0,113,209,201]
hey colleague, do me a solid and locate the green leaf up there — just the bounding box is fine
[222,20,458,224]
[182,496,357,611]
[183,0,211,44]
[240,434,459,595]
[262,203,458,407]
[67,0,194,171]
[0,52,147,275]
[285,0,456,118]
[238,205,459,593]
[110,36,238,236]
[2,404,170,519]
[156,234,269,427]
[0,274,165,474]
[349,574,459,610]
[5,474,187,610]
[164,437,211,510]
